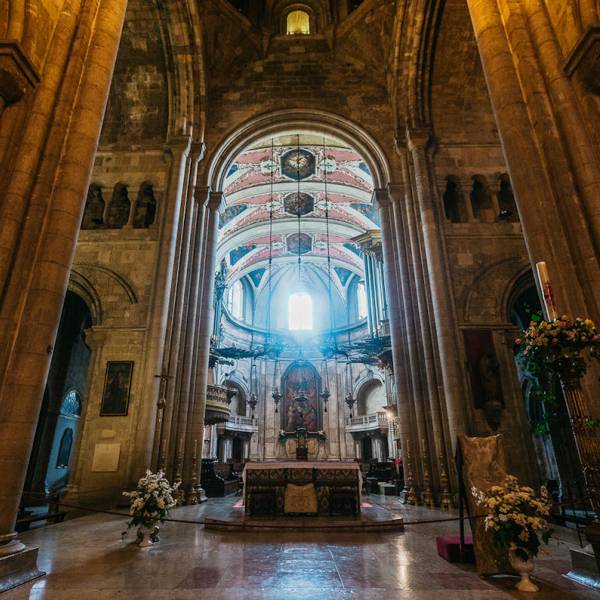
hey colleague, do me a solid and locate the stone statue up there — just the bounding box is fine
[478,351,503,431]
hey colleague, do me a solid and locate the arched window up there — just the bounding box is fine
[287,10,310,35]
[357,281,368,320]
[228,280,244,320]
[288,292,313,330]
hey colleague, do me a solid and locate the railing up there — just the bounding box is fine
[217,414,258,433]
[228,415,256,427]
[346,411,389,432]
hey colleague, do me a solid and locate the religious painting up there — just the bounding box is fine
[284,192,314,216]
[100,361,133,416]
[282,361,321,433]
[280,149,316,180]
[286,233,312,255]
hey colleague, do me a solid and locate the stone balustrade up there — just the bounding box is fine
[346,411,389,433]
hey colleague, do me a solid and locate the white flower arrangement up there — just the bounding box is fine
[472,475,553,561]
[123,470,179,530]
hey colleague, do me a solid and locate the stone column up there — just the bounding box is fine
[466,0,600,320]
[0,0,126,567]
[136,138,198,473]
[377,187,411,491]
[188,191,221,491]
[155,175,203,478]
[362,251,375,335]
[407,129,467,452]
[386,180,431,491]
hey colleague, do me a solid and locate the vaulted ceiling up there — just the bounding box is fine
[217,132,378,297]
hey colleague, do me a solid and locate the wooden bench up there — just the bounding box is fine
[16,510,68,532]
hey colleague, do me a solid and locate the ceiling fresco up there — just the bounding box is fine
[218,133,378,286]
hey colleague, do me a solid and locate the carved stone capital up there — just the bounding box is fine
[0,41,40,105]
[406,127,432,153]
[386,183,405,203]
[194,185,210,205]
[208,191,224,211]
[372,187,390,209]
[83,327,108,350]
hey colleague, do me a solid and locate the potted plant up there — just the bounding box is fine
[123,470,179,548]
[473,476,553,592]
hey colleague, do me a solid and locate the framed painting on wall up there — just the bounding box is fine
[100,361,133,416]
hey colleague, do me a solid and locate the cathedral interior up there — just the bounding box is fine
[1,0,600,597]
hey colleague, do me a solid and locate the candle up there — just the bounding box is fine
[535,261,558,320]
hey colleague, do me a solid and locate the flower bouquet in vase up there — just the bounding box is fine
[515,316,600,390]
[123,470,179,548]
[473,476,553,592]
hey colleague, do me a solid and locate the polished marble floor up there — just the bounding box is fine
[4,496,598,599]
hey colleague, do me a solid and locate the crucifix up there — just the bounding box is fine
[154,368,173,408]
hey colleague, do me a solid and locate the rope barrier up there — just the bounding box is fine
[31,496,591,531]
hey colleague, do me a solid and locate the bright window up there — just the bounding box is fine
[287,10,310,35]
[357,281,368,320]
[288,292,313,330]
[229,280,243,320]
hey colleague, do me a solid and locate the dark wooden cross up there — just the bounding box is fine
[154,368,173,406]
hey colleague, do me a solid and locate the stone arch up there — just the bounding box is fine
[106,183,131,228]
[81,183,105,229]
[470,174,493,221]
[504,268,539,329]
[68,269,104,326]
[463,258,530,324]
[355,376,385,416]
[73,263,139,305]
[442,175,465,223]
[132,181,157,228]
[497,173,519,222]
[271,0,327,34]
[203,109,391,197]
[221,378,248,417]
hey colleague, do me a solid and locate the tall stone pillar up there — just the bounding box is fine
[407,129,467,453]
[466,0,600,321]
[377,188,411,492]
[136,138,199,474]
[0,0,126,586]
[385,184,424,494]
[188,191,222,492]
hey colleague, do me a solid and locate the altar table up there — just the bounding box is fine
[243,462,361,516]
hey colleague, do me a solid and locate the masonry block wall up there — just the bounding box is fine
[65,0,172,503]
[430,0,537,481]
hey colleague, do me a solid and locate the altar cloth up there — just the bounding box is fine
[242,462,361,516]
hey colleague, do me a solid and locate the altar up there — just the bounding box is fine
[243,462,361,516]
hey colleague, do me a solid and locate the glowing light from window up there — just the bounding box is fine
[288,292,313,330]
[287,10,310,35]
[229,280,243,320]
[357,281,368,320]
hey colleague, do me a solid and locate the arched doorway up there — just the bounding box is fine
[508,273,583,500]
[24,291,92,500]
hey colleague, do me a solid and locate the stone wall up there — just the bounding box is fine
[67,147,170,502]
[429,0,537,481]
